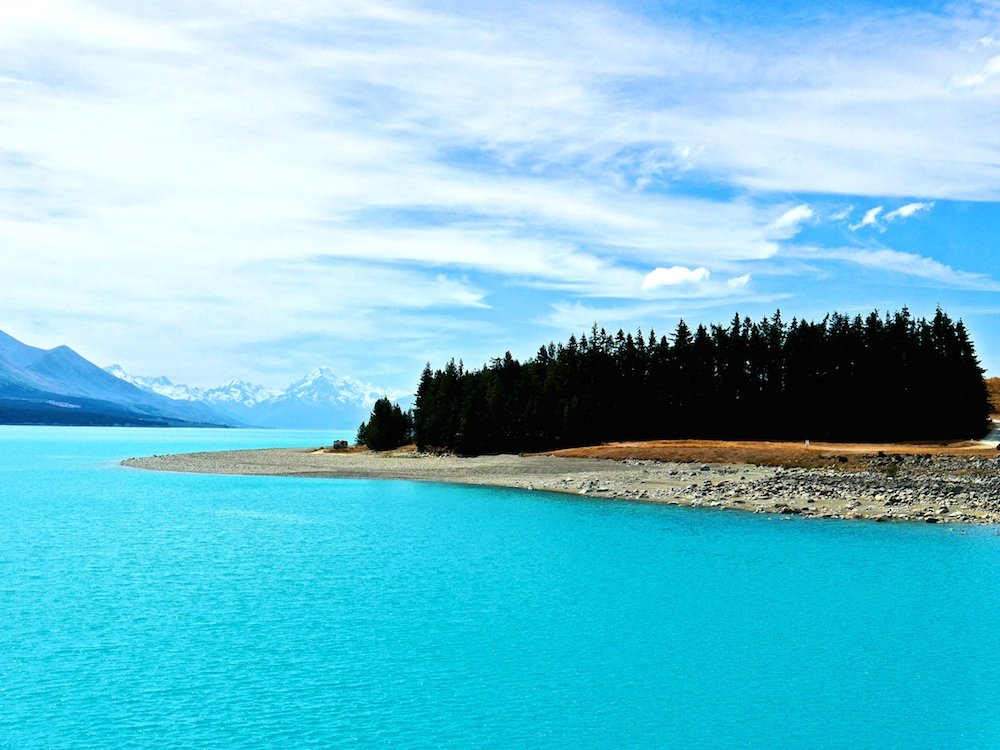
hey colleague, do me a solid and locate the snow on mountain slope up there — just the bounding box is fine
[106,365,410,429]
[201,379,278,407]
[105,365,204,402]
[248,368,378,429]
[268,368,380,406]
[105,366,277,410]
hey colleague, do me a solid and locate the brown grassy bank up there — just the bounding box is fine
[541,438,996,469]
[987,376,1000,416]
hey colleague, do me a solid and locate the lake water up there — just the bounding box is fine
[2,426,1000,748]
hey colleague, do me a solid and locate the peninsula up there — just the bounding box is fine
[124,438,1000,525]
[125,308,1000,525]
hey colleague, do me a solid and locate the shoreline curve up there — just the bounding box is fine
[122,447,1000,525]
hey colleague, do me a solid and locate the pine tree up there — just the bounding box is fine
[359,397,413,451]
[409,308,992,453]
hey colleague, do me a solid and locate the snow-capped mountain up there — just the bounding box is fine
[0,328,403,430]
[200,379,278,407]
[248,368,393,429]
[106,364,409,429]
[104,365,206,402]
[271,368,384,407]
[106,366,278,407]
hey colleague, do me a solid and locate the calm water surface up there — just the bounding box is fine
[2,426,999,748]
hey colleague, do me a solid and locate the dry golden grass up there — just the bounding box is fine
[317,444,419,456]
[331,439,995,469]
[541,438,996,469]
[987,377,1000,417]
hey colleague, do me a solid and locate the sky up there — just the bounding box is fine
[2,0,1000,392]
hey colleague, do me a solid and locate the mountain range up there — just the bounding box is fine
[0,329,407,429]
[106,365,410,429]
[0,330,234,427]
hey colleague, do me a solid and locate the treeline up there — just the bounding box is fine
[413,308,991,454]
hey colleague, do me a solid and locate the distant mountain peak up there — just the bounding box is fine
[106,363,407,428]
[279,368,383,407]
[0,329,47,369]
[295,366,349,385]
[202,379,278,406]
[105,366,200,402]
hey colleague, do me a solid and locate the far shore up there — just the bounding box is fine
[123,438,1000,525]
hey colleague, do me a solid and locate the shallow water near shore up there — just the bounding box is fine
[3,426,1000,748]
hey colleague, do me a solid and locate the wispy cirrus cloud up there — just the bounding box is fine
[788,245,1000,291]
[543,287,789,333]
[848,202,935,231]
[849,207,884,231]
[952,50,1000,88]
[768,204,815,239]
[3,0,1000,384]
[884,202,935,222]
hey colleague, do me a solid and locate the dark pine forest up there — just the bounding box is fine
[412,308,992,455]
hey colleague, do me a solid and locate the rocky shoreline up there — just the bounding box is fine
[122,448,1000,525]
[668,454,1000,524]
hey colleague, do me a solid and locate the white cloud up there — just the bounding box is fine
[543,288,786,332]
[640,266,711,290]
[790,246,1000,291]
[768,204,814,238]
[952,55,1000,88]
[846,250,999,289]
[634,264,754,301]
[883,201,935,221]
[848,202,934,231]
[850,206,884,230]
[3,0,1000,386]
[727,274,751,289]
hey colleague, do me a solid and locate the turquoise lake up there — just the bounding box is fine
[2,426,1000,748]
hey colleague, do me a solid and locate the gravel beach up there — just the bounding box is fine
[123,447,1000,524]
